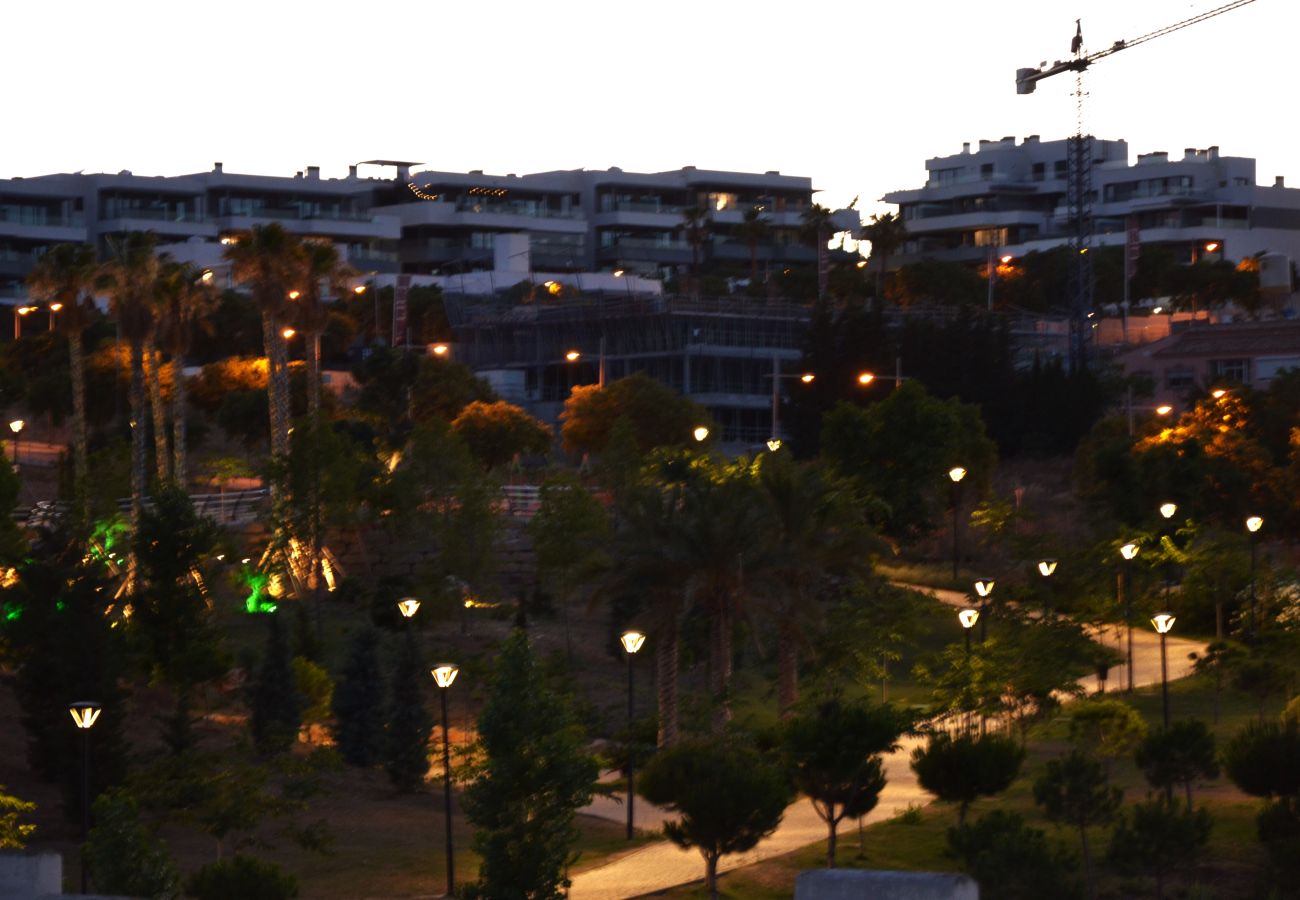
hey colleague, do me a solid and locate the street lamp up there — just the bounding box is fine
[973,577,994,642]
[69,700,102,894]
[1119,542,1140,692]
[1037,558,1058,615]
[48,301,63,332]
[1246,516,1263,640]
[761,354,815,446]
[1151,614,1176,726]
[8,419,23,467]
[693,426,709,443]
[432,343,449,357]
[430,663,459,897]
[1159,502,1177,520]
[949,467,967,580]
[958,608,979,655]
[13,304,33,340]
[396,597,421,627]
[620,630,645,840]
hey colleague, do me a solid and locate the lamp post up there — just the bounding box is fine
[1246,516,1263,641]
[692,425,709,443]
[973,577,995,643]
[761,354,815,449]
[1151,614,1175,726]
[1119,542,1139,692]
[1158,502,1177,609]
[430,663,459,897]
[8,419,23,468]
[949,467,967,580]
[619,630,646,840]
[48,302,63,332]
[1037,558,1058,615]
[396,597,420,634]
[958,608,979,657]
[69,700,102,894]
[13,305,33,341]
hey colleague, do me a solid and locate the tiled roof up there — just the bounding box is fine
[1148,321,1300,358]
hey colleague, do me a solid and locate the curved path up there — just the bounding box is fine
[569,584,1205,900]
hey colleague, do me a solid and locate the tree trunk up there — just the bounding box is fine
[144,341,170,482]
[171,356,187,488]
[777,618,799,718]
[656,622,679,747]
[68,330,89,519]
[127,339,147,595]
[705,851,719,900]
[709,600,733,733]
[826,811,838,868]
[958,799,969,827]
[307,332,321,423]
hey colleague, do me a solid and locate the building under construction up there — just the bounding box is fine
[444,292,810,448]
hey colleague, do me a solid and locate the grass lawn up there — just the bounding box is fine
[655,673,1289,899]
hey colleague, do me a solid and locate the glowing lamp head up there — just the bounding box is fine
[353,284,367,295]
[1205,241,1220,252]
[432,343,449,356]
[1159,502,1177,519]
[1038,559,1058,577]
[396,597,421,618]
[857,372,875,385]
[287,290,301,300]
[620,630,646,654]
[1120,542,1140,561]
[958,608,980,629]
[799,373,815,383]
[856,259,868,269]
[16,306,32,316]
[8,420,23,435]
[613,269,625,277]
[693,426,709,442]
[1211,389,1226,399]
[948,466,967,483]
[1246,516,1263,533]
[1155,405,1173,416]
[281,327,296,339]
[200,270,214,284]
[974,578,995,598]
[565,350,580,362]
[766,438,782,452]
[69,701,102,730]
[431,663,459,689]
[1151,613,1176,634]
[1000,254,1013,264]
[49,302,64,312]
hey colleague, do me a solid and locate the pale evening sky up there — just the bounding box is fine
[3,0,1290,230]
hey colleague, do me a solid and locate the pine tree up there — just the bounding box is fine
[249,614,301,756]
[462,629,599,899]
[383,634,431,791]
[331,629,386,767]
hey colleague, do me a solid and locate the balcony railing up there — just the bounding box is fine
[0,209,85,227]
[100,208,207,223]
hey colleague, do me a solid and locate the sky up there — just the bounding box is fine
[3,0,1292,223]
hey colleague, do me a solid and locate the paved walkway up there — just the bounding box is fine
[569,583,1205,899]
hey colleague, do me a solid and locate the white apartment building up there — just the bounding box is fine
[882,136,1300,273]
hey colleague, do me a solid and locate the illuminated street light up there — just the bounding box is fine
[973,577,994,642]
[1119,541,1140,691]
[958,607,979,655]
[1155,405,1173,416]
[287,290,301,300]
[432,343,449,356]
[1246,516,1263,640]
[693,426,709,442]
[766,439,782,452]
[1151,613,1176,725]
[1037,559,1058,577]
[799,373,815,383]
[1159,502,1177,519]
[565,350,580,362]
[353,284,367,295]
[857,372,875,385]
[620,630,645,840]
[973,577,995,598]
[69,700,102,894]
[281,327,296,340]
[949,467,967,580]
[1211,388,1226,399]
[1204,241,1220,253]
[8,419,23,467]
[396,597,421,619]
[48,301,63,332]
[430,663,459,896]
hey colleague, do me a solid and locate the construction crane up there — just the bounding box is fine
[1014,0,1257,371]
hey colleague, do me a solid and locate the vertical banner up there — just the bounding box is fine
[1125,216,1140,282]
[393,274,410,348]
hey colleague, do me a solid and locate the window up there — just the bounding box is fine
[1165,367,1195,390]
[1210,358,1250,382]
[1032,162,1045,181]
[981,163,994,178]
[1053,160,1068,179]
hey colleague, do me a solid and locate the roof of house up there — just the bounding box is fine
[1144,320,1300,358]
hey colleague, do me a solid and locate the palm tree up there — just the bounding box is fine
[603,484,690,747]
[674,462,771,733]
[297,240,355,422]
[27,243,98,517]
[801,204,835,303]
[738,205,770,287]
[100,232,161,592]
[680,206,710,299]
[143,327,170,483]
[756,456,877,716]
[862,212,907,308]
[222,224,304,465]
[156,260,216,486]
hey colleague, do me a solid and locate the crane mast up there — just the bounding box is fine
[1015,0,1257,371]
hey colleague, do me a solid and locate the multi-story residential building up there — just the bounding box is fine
[1,162,851,300]
[883,136,1300,270]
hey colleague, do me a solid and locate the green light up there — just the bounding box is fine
[242,571,277,614]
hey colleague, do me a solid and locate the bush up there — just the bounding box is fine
[185,854,298,900]
[911,731,1024,826]
[948,809,1077,900]
[84,790,179,899]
